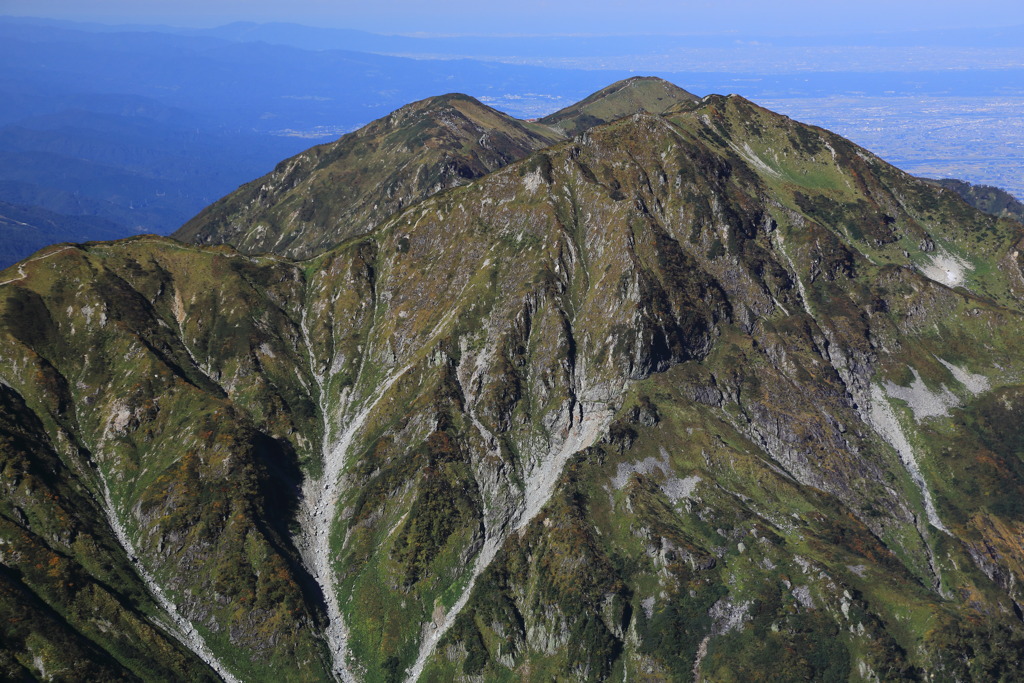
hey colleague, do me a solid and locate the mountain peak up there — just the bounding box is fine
[174,78,706,259]
[539,75,699,136]
[173,90,561,259]
[396,91,484,114]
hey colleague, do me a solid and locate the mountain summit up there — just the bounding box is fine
[539,76,699,135]
[173,77,697,260]
[174,92,562,259]
[3,81,1024,681]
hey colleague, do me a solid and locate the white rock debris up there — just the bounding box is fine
[611,447,701,503]
[868,385,950,534]
[94,470,240,682]
[883,359,991,423]
[294,287,465,681]
[405,394,616,682]
[883,368,958,422]
[693,598,753,679]
[294,312,412,681]
[729,141,784,180]
[937,357,990,395]
[919,248,971,288]
[792,585,816,609]
[522,169,544,193]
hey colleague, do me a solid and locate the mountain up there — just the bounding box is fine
[4,16,1022,266]
[538,76,699,136]
[3,83,1024,681]
[174,93,563,259]
[174,77,698,259]
[0,16,643,265]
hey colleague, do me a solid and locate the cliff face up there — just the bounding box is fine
[3,84,1024,681]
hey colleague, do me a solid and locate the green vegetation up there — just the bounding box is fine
[174,93,563,260]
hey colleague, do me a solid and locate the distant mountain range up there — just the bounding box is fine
[0,200,129,267]
[2,77,1024,681]
[12,16,1024,55]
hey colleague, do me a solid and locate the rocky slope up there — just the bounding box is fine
[3,81,1024,681]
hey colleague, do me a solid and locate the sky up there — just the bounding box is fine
[3,0,1024,36]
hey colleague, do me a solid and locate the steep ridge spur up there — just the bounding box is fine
[3,81,1024,681]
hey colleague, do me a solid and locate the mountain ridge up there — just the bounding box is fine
[174,91,562,259]
[173,77,699,259]
[925,176,1024,222]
